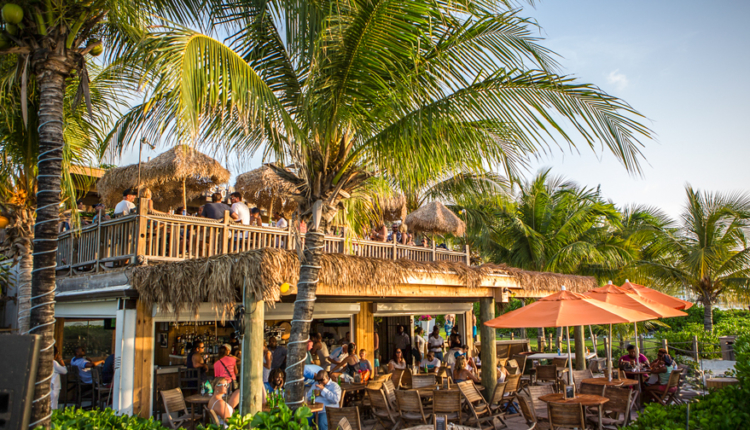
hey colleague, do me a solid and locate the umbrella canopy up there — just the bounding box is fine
[585,284,688,318]
[405,201,466,236]
[374,193,408,223]
[97,145,230,211]
[484,289,656,329]
[234,165,298,215]
[619,280,694,310]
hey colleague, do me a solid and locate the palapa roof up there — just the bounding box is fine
[130,248,598,317]
[374,194,408,223]
[405,201,466,236]
[234,165,298,214]
[97,145,230,210]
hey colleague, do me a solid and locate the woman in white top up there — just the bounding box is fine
[497,364,510,383]
[51,346,67,410]
[413,327,426,363]
[209,377,240,425]
[388,348,407,372]
[428,326,445,361]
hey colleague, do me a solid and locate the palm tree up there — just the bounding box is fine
[0,2,200,425]
[112,2,651,406]
[634,186,750,332]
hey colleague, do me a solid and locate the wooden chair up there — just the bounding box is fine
[499,373,522,415]
[552,357,569,369]
[436,367,450,386]
[204,405,222,426]
[395,390,429,426]
[513,354,534,387]
[412,373,437,389]
[586,386,634,429]
[432,389,462,424]
[160,388,198,430]
[579,381,605,397]
[367,388,401,430]
[72,365,94,409]
[526,385,554,421]
[383,379,398,411]
[517,393,537,428]
[571,369,593,392]
[400,368,413,389]
[457,381,505,430]
[535,365,558,389]
[548,401,591,430]
[91,366,112,409]
[390,369,404,388]
[337,417,354,430]
[178,367,200,393]
[496,358,509,369]
[488,381,507,415]
[328,406,362,430]
[644,369,682,406]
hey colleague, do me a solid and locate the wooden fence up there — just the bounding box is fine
[56,203,470,276]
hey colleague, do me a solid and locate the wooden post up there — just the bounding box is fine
[692,335,699,361]
[135,198,149,262]
[133,300,153,418]
[392,234,397,260]
[588,326,597,354]
[241,292,265,414]
[95,214,102,272]
[479,298,497,399]
[222,211,231,254]
[548,333,553,352]
[431,240,436,262]
[465,310,475,355]
[639,335,645,355]
[465,244,470,266]
[54,317,65,357]
[286,222,293,250]
[355,303,375,372]
[510,332,514,340]
[574,326,585,370]
[68,229,74,276]
[661,338,669,354]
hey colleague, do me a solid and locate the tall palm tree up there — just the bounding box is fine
[0,2,201,426]
[112,1,651,406]
[634,186,750,332]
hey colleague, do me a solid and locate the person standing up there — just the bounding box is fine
[229,192,250,224]
[394,325,411,365]
[268,336,288,370]
[201,193,231,220]
[428,326,445,361]
[51,346,67,409]
[412,327,426,365]
[444,314,455,338]
[114,189,137,217]
[312,333,332,370]
[308,370,342,430]
[214,345,238,389]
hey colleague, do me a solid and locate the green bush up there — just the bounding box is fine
[653,315,750,359]
[623,333,750,430]
[198,400,313,430]
[45,407,171,429]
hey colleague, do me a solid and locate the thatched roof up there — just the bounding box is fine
[405,201,466,236]
[97,145,230,210]
[234,165,298,215]
[374,194,407,223]
[130,248,597,317]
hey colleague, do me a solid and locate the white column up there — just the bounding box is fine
[112,301,137,415]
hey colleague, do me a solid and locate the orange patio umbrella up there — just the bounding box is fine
[620,280,694,310]
[585,283,688,380]
[484,287,655,386]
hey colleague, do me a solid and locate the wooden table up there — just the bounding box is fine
[582,377,639,387]
[706,378,740,390]
[624,369,651,407]
[184,394,211,426]
[539,393,609,430]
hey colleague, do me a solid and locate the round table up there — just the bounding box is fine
[582,377,639,387]
[539,393,609,430]
[624,369,652,407]
[184,394,211,424]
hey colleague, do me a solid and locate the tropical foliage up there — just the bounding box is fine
[39,407,171,430]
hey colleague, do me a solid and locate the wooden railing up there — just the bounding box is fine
[56,202,469,276]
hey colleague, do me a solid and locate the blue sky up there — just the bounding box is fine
[122,0,750,218]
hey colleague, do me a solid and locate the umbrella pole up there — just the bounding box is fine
[634,322,640,370]
[566,326,574,386]
[182,178,187,215]
[608,324,613,382]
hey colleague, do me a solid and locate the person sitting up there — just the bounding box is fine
[263,341,272,387]
[329,343,349,367]
[201,193,231,220]
[208,377,240,426]
[213,344,238,388]
[388,348,407,372]
[102,353,115,385]
[229,192,250,224]
[114,188,137,217]
[461,344,478,373]
[249,207,263,226]
[419,351,441,373]
[358,349,373,381]
[497,360,510,383]
[646,348,675,389]
[619,344,649,369]
[308,370,343,430]
[71,347,105,385]
[453,356,481,384]
[268,367,286,395]
[331,343,359,380]
[369,223,388,242]
[273,211,288,229]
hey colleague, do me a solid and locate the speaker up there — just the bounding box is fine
[0,335,40,430]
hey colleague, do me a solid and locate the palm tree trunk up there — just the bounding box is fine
[16,247,33,333]
[284,219,326,407]
[703,293,714,332]
[29,56,70,428]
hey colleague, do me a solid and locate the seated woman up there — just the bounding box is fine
[646,348,675,389]
[497,362,510,383]
[388,348,407,372]
[208,377,240,426]
[453,356,481,384]
[461,344,478,373]
[330,342,359,380]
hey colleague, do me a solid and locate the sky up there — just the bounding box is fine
[120,0,750,219]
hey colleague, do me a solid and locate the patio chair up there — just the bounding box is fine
[328,407,362,430]
[513,354,535,387]
[552,357,569,369]
[436,367,450,386]
[457,381,506,430]
[572,369,593,392]
[517,393,537,428]
[412,373,437,389]
[91,366,112,409]
[535,365,558,389]
[644,369,682,406]
[160,388,198,430]
[586,386,635,429]
[390,369,405,388]
[499,373,522,415]
[488,381,508,415]
[548,402,592,430]
[383,379,398,411]
[366,388,401,430]
[178,367,200,393]
[204,405,222,426]
[433,389,463,424]
[588,358,606,374]
[579,381,605,397]
[337,417,354,430]
[395,390,429,426]
[526,385,554,421]
[72,365,94,409]
[400,368,413,389]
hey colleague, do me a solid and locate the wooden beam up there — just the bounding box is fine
[132,300,153,418]
[316,283,496,299]
[54,318,65,358]
[479,298,497,399]
[241,292,265,414]
[355,302,375,372]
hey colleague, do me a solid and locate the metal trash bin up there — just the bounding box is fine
[719,336,738,361]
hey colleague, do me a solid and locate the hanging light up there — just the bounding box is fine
[0,215,8,229]
[280,282,292,295]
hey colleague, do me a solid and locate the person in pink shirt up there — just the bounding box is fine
[214,344,238,385]
[619,345,650,369]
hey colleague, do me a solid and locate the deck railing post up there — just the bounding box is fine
[392,235,397,260]
[135,198,150,265]
[68,229,74,276]
[431,240,436,262]
[95,213,102,272]
[222,211,231,254]
[465,244,470,265]
[692,335,699,361]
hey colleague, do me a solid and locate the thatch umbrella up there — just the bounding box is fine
[97,145,230,211]
[405,201,466,236]
[234,165,299,216]
[374,193,407,223]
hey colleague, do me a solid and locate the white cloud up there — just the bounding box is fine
[606,69,629,91]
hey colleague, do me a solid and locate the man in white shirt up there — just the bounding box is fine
[307,370,342,430]
[419,351,441,373]
[273,211,288,229]
[229,192,250,225]
[114,189,137,217]
[70,347,104,385]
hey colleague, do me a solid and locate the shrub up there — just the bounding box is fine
[198,399,313,430]
[44,407,171,429]
[623,333,750,430]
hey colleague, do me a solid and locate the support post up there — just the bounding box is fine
[465,244,470,266]
[54,318,65,356]
[661,338,669,354]
[241,293,265,414]
[479,298,497,399]
[135,198,149,264]
[574,326,585,370]
[355,302,375,372]
[548,333,553,352]
[133,299,154,418]
[692,335,699,362]
[639,334,645,355]
[464,310,474,355]
[222,211,231,254]
[113,299,137,415]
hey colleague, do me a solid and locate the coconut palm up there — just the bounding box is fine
[634,186,750,332]
[111,1,651,406]
[0,2,201,425]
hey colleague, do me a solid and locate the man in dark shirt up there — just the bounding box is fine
[102,354,115,384]
[201,193,231,220]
